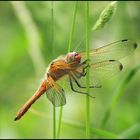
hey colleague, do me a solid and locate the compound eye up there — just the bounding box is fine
[51,62,54,66]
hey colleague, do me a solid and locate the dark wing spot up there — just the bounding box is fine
[121,39,137,49]
[120,63,123,71]
[134,42,137,49]
[109,60,123,71]
[122,39,128,42]
[109,60,116,62]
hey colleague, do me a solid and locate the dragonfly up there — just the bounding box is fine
[14,39,137,121]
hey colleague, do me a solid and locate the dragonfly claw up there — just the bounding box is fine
[87,94,96,99]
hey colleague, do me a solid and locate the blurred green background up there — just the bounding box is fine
[0,1,140,139]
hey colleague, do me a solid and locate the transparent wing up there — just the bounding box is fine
[80,39,137,63]
[90,60,123,85]
[70,60,123,93]
[46,77,66,107]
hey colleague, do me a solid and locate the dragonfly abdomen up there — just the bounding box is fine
[14,80,48,121]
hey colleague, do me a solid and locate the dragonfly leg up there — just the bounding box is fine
[69,76,95,98]
[81,59,90,65]
[74,64,89,78]
[72,74,101,88]
[74,59,90,78]
[69,76,87,94]
[80,60,91,76]
[82,65,89,76]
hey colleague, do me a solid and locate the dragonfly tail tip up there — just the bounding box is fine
[14,116,19,121]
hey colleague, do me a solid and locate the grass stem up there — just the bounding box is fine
[101,64,140,128]
[68,1,78,52]
[50,1,56,139]
[56,106,63,138]
[53,105,56,139]
[85,1,91,139]
[10,1,45,76]
[56,2,78,139]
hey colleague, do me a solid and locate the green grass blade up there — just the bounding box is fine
[85,1,91,139]
[117,123,140,139]
[51,1,54,56]
[102,64,140,127]
[68,1,78,52]
[56,106,63,138]
[53,105,56,139]
[10,1,45,76]
[30,108,117,138]
[56,1,78,139]
[62,120,117,139]
[50,1,56,139]
[92,128,117,139]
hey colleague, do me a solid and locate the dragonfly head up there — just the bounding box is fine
[66,52,81,63]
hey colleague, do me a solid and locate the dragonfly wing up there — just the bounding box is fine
[46,77,66,107]
[80,39,137,64]
[71,60,123,90]
[90,60,123,84]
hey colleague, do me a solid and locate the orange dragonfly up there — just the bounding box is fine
[14,39,137,121]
